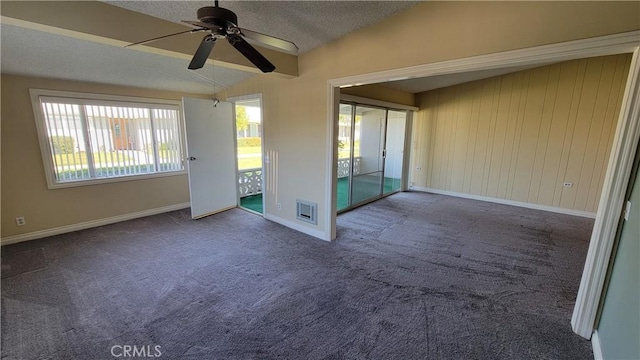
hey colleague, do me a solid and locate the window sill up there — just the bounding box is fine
[46,170,187,189]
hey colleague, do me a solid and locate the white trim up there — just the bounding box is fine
[572,48,640,339]
[227,93,266,218]
[410,186,596,218]
[592,330,604,360]
[264,213,329,241]
[29,89,183,106]
[330,31,640,88]
[401,111,414,192]
[191,204,236,220]
[41,171,188,189]
[340,94,419,112]
[326,85,340,241]
[326,30,640,339]
[1,202,191,246]
[226,93,262,103]
[230,101,242,208]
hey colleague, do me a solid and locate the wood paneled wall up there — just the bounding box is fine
[411,54,631,213]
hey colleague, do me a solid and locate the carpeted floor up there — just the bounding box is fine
[1,191,594,359]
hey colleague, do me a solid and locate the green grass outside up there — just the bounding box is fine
[54,151,135,167]
[155,149,179,161]
[55,163,180,181]
[238,158,262,170]
[237,145,262,170]
[56,149,182,168]
[237,146,261,155]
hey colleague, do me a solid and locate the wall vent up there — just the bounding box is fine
[296,199,317,225]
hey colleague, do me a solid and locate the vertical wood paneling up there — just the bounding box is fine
[538,62,575,206]
[576,55,616,210]
[587,55,632,210]
[463,82,483,193]
[425,92,439,188]
[486,77,510,198]
[413,54,631,213]
[560,57,603,210]
[470,80,495,195]
[553,59,586,207]
[506,71,530,199]
[451,84,472,192]
[513,68,546,203]
[410,102,424,186]
[528,65,559,204]
[497,72,523,198]
[445,87,460,189]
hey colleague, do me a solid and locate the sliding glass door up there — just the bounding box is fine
[337,104,354,211]
[383,110,407,194]
[351,106,386,205]
[337,102,408,212]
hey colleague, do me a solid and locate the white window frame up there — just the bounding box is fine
[30,89,187,189]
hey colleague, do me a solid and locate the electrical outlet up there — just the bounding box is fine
[15,217,26,226]
[563,182,573,188]
[277,203,281,211]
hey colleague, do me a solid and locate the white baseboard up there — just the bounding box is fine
[592,330,603,360]
[264,213,330,241]
[410,186,596,219]
[1,202,191,246]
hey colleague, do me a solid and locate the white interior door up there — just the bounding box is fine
[182,97,237,219]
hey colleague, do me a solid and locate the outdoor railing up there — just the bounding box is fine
[337,157,361,178]
[238,168,262,198]
[239,157,361,198]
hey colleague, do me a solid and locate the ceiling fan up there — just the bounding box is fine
[126,0,298,73]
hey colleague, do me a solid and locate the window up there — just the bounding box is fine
[31,90,185,188]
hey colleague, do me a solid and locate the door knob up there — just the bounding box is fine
[188,156,196,161]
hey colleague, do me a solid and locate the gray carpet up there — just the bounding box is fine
[1,191,594,359]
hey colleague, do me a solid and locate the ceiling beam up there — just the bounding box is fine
[1,1,298,78]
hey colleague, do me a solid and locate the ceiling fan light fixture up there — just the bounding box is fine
[196,6,238,29]
[126,1,298,73]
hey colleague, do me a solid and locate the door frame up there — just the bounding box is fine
[340,94,418,194]
[228,93,266,216]
[337,98,416,213]
[345,102,387,211]
[326,30,640,339]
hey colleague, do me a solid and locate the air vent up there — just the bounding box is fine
[296,199,317,225]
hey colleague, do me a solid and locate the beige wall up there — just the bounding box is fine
[341,84,416,107]
[410,54,632,213]
[220,2,639,235]
[0,75,209,238]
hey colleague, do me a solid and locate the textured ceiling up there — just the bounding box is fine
[1,1,418,94]
[1,24,255,94]
[2,1,546,97]
[104,1,419,54]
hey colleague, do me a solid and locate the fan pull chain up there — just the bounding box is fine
[212,61,219,107]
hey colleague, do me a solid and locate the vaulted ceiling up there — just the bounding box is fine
[1,1,418,94]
